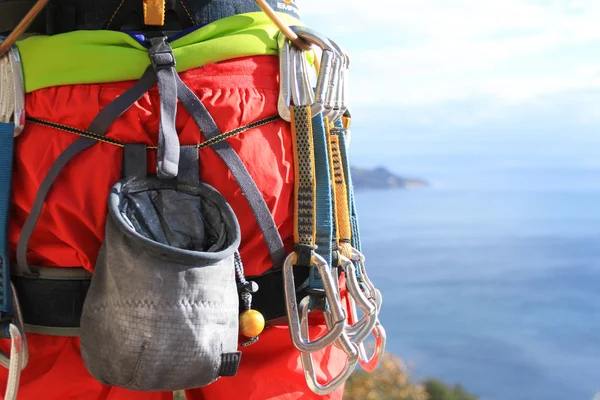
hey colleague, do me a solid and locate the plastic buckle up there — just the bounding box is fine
[146,35,175,72]
[0,283,30,400]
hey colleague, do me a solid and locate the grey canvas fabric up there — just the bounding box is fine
[80,161,242,391]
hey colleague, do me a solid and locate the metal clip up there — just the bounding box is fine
[283,252,346,353]
[277,32,292,122]
[290,26,338,118]
[0,41,26,136]
[277,31,322,120]
[358,320,386,372]
[0,283,30,400]
[340,253,378,344]
[299,296,358,395]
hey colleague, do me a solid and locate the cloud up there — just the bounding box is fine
[299,0,600,112]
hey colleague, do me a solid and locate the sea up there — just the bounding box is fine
[350,121,600,400]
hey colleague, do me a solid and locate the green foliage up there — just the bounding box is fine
[344,354,428,400]
[424,379,478,400]
[344,353,478,400]
[173,391,185,400]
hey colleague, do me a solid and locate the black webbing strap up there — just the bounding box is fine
[11,268,90,336]
[122,143,199,186]
[178,145,200,186]
[15,66,157,277]
[175,73,287,270]
[243,267,310,323]
[122,144,148,179]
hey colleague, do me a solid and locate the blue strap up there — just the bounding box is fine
[0,122,15,316]
[309,114,333,305]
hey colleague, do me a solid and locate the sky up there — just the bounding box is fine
[299,0,600,178]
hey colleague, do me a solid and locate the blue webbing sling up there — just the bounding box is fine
[0,121,15,328]
[307,114,334,306]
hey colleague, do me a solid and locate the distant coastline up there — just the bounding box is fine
[351,166,429,190]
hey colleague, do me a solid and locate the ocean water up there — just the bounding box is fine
[356,180,600,400]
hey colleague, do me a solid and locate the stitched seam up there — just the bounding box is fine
[87,300,238,311]
[106,0,126,29]
[179,0,197,25]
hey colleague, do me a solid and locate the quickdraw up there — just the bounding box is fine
[279,25,387,394]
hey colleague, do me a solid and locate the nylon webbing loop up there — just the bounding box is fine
[290,105,316,265]
[336,121,361,251]
[308,114,333,307]
[147,35,180,179]
[328,124,353,260]
[143,0,166,26]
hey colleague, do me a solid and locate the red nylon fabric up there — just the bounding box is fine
[0,55,347,399]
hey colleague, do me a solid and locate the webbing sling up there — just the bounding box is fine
[290,105,317,275]
[308,113,333,307]
[328,121,353,260]
[336,118,361,251]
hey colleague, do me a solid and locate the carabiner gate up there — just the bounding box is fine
[283,252,346,353]
[0,41,26,136]
[299,296,358,395]
[340,254,378,344]
[0,283,30,400]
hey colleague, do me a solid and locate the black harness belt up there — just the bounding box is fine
[11,267,91,336]
[11,266,310,336]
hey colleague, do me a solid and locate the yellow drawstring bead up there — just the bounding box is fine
[239,310,265,338]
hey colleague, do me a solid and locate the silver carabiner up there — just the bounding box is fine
[358,319,386,372]
[340,254,378,344]
[345,287,385,372]
[328,40,349,123]
[277,32,292,122]
[351,248,378,300]
[290,26,338,115]
[299,296,358,395]
[279,32,322,119]
[283,252,346,353]
[0,283,30,400]
[0,40,26,136]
